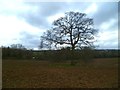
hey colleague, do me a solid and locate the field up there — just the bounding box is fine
[2,58,118,88]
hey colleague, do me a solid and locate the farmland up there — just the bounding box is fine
[2,58,118,88]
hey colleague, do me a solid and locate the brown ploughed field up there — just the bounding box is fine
[2,58,118,88]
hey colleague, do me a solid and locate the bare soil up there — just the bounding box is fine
[2,58,118,88]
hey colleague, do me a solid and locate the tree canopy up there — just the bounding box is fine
[40,11,98,50]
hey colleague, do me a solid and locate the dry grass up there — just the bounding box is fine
[2,58,118,88]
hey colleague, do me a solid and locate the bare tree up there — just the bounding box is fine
[10,44,26,50]
[39,31,53,50]
[41,11,98,50]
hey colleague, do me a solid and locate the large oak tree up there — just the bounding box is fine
[40,11,97,50]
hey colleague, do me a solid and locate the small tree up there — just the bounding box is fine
[39,31,53,50]
[10,44,26,50]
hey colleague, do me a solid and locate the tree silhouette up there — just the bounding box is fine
[40,11,98,50]
[10,44,26,50]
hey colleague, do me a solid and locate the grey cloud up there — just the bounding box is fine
[22,2,118,29]
[25,2,68,16]
[97,38,118,49]
[19,32,40,49]
[98,42,118,49]
[22,13,50,28]
[60,2,91,13]
[97,32,118,49]
[21,2,68,29]
[39,2,65,16]
[109,19,118,31]
[93,2,118,26]
[21,2,92,29]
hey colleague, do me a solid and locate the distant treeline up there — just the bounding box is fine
[2,47,33,60]
[2,47,119,61]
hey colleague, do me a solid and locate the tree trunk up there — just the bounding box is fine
[71,44,75,51]
[70,44,76,66]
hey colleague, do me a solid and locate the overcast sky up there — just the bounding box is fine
[0,0,119,50]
